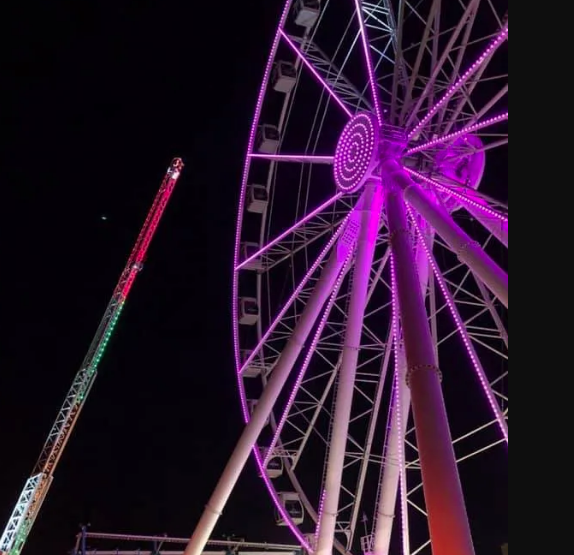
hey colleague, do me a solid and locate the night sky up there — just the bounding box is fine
[1,2,507,554]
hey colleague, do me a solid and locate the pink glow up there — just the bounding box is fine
[404,167,508,224]
[250,153,335,164]
[236,192,344,272]
[239,213,351,375]
[231,0,311,546]
[390,254,410,555]
[408,208,508,443]
[406,112,509,155]
[265,254,352,466]
[408,23,509,140]
[352,0,383,126]
[120,158,184,299]
[280,30,353,119]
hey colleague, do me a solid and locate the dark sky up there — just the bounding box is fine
[0,2,507,554]
[1,2,290,553]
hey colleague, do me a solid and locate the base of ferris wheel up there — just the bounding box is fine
[69,528,508,555]
[70,527,304,555]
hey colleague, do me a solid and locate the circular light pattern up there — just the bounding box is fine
[333,112,380,194]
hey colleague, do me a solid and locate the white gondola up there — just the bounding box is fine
[294,0,321,28]
[240,350,265,378]
[239,297,259,325]
[256,124,280,154]
[240,242,264,271]
[246,184,269,214]
[275,492,305,526]
[259,448,284,479]
[272,61,297,94]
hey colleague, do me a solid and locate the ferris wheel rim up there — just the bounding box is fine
[232,1,508,552]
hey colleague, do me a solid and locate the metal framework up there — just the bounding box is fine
[185,0,507,554]
[0,158,184,555]
[71,529,302,555]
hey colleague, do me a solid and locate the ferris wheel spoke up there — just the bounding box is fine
[315,183,384,555]
[408,19,509,140]
[264,255,352,467]
[410,209,508,442]
[405,168,509,248]
[236,192,344,272]
[250,153,335,164]
[280,30,353,119]
[371,264,413,555]
[240,214,351,375]
[399,0,444,126]
[439,68,507,136]
[432,235,508,354]
[402,0,481,128]
[466,84,509,127]
[405,111,509,155]
[383,161,508,306]
[290,34,374,114]
[352,0,384,125]
[434,5,483,132]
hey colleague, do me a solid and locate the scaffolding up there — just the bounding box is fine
[71,529,303,555]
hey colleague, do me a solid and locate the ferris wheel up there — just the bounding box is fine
[186,2,508,555]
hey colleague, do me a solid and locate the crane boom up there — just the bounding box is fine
[0,158,184,555]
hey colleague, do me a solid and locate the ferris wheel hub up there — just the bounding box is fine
[334,113,410,194]
[333,112,381,194]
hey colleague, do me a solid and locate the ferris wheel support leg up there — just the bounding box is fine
[383,160,508,308]
[184,243,348,555]
[372,232,432,555]
[315,182,384,555]
[386,182,476,555]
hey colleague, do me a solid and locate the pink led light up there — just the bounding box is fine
[406,112,509,155]
[237,192,344,272]
[352,0,384,126]
[404,167,508,224]
[264,253,352,465]
[232,0,312,546]
[239,213,351,375]
[315,488,327,547]
[390,254,410,555]
[280,30,353,119]
[408,23,509,140]
[408,207,508,443]
[333,113,379,193]
[250,153,335,164]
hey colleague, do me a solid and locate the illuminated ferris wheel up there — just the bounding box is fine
[187,2,508,555]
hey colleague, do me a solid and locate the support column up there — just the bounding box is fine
[184,238,348,555]
[386,181,475,555]
[383,160,508,308]
[315,182,385,555]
